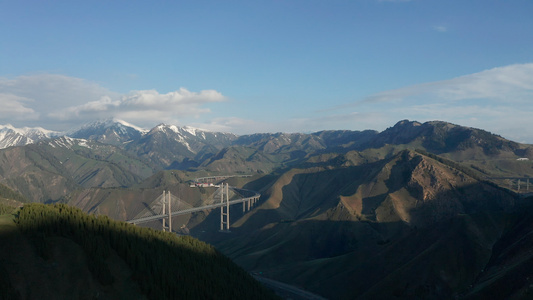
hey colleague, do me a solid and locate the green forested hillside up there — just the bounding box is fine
[0,203,277,299]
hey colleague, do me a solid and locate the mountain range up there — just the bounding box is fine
[2,118,533,299]
[4,118,529,173]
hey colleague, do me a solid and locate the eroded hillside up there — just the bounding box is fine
[208,150,527,299]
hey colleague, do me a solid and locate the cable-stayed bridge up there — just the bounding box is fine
[127,181,260,232]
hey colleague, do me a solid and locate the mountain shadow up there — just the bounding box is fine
[0,204,278,300]
[203,149,528,299]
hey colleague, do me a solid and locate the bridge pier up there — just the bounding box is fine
[242,197,259,213]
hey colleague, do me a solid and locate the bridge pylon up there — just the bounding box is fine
[161,190,173,232]
[220,183,230,232]
[162,191,166,231]
[127,179,261,232]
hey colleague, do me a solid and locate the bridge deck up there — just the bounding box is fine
[128,187,259,225]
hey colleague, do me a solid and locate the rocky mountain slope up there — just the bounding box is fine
[204,150,525,299]
[365,120,528,160]
[124,123,238,170]
[0,137,153,202]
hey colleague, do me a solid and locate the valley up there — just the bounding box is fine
[2,119,533,299]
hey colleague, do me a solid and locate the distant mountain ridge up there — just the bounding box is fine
[3,119,527,164]
[67,118,148,146]
[0,119,379,170]
[2,118,533,204]
[0,124,60,149]
[3,119,533,178]
[366,120,521,156]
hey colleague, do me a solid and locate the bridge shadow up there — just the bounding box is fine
[140,201,166,229]
[201,178,524,299]
[142,202,157,215]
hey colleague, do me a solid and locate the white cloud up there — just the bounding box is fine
[0,74,226,131]
[361,63,533,104]
[0,74,118,108]
[329,63,533,142]
[193,111,388,135]
[0,74,118,129]
[196,63,533,140]
[0,93,39,120]
[121,88,225,109]
[3,63,533,143]
[51,88,226,124]
[48,96,120,120]
[193,117,271,134]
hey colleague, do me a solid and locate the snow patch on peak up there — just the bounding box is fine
[72,118,147,135]
[154,124,168,131]
[49,136,90,149]
[0,124,60,149]
[183,126,198,136]
[152,124,213,140]
[0,124,58,137]
[182,126,210,137]
[167,125,181,134]
[0,124,18,133]
[113,119,148,133]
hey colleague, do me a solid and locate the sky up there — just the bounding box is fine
[1,1,533,142]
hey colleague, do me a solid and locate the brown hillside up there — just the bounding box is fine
[210,150,520,299]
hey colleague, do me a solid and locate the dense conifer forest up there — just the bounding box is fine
[6,203,278,299]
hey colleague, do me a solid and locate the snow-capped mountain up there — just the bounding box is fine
[0,124,60,149]
[54,119,238,169]
[67,119,148,146]
[123,123,238,169]
[0,120,238,163]
[144,123,238,153]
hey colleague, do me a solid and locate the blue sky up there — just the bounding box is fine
[1,1,533,142]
